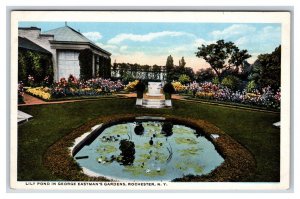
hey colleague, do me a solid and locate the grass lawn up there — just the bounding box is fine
[18,98,280,182]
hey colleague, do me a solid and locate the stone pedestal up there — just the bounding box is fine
[165,99,172,107]
[136,98,143,106]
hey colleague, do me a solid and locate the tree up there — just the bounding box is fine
[166,55,174,81]
[179,56,186,68]
[183,67,195,81]
[249,45,281,90]
[195,68,215,82]
[195,39,251,81]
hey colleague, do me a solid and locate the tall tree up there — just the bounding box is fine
[166,55,174,81]
[179,56,186,68]
[249,45,281,90]
[195,39,251,81]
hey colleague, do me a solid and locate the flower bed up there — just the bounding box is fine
[187,82,281,110]
[25,75,124,100]
[172,81,187,93]
[26,87,51,100]
[125,80,139,92]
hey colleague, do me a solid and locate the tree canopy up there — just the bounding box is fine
[195,40,251,81]
[249,45,281,90]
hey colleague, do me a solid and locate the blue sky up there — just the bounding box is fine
[19,22,281,71]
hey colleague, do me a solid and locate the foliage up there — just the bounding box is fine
[18,82,25,104]
[246,80,257,93]
[18,49,53,86]
[166,55,174,81]
[178,56,186,68]
[212,77,219,85]
[178,74,191,84]
[195,40,251,81]
[163,82,175,94]
[249,45,281,90]
[79,49,93,80]
[221,75,242,91]
[195,68,215,82]
[98,57,111,79]
[135,80,146,92]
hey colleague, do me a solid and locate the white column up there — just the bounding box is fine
[92,53,95,77]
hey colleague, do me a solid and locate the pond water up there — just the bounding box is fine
[74,121,224,181]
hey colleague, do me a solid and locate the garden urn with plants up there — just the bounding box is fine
[163,82,175,107]
[135,80,145,106]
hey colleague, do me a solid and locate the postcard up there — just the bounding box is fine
[10,10,291,191]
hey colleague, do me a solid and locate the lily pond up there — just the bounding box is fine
[74,121,224,181]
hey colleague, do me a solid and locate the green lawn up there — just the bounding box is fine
[18,98,280,182]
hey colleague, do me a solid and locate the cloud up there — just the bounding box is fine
[96,42,118,50]
[194,38,215,47]
[83,32,103,41]
[233,25,281,53]
[119,45,128,52]
[211,24,256,39]
[235,36,248,46]
[108,31,194,44]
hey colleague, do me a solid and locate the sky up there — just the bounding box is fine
[19,22,281,72]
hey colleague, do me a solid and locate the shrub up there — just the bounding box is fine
[178,74,191,84]
[18,82,25,104]
[246,80,257,93]
[221,75,242,91]
[212,77,219,85]
[163,82,175,94]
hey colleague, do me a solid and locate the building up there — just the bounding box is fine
[18,25,111,82]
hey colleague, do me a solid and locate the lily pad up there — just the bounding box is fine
[173,126,195,135]
[178,147,203,156]
[175,137,198,145]
[108,124,129,135]
[96,144,117,155]
[123,164,167,177]
[175,161,204,173]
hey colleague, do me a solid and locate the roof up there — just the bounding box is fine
[19,27,41,31]
[18,36,51,54]
[43,26,111,56]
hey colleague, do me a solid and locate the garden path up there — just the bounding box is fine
[20,93,104,106]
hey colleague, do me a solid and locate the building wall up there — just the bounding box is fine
[19,27,111,82]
